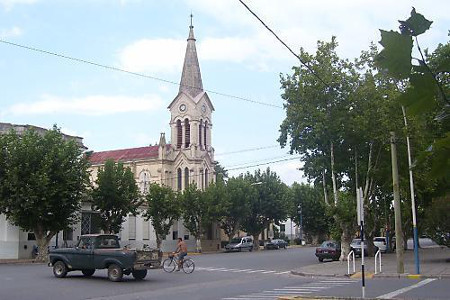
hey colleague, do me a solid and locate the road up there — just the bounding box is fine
[0,247,448,300]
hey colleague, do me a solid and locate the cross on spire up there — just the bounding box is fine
[190,13,193,28]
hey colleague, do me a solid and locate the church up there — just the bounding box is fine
[87,21,219,251]
[0,22,220,259]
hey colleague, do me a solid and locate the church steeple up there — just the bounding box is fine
[179,14,203,98]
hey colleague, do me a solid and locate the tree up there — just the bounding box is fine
[289,183,331,244]
[180,184,210,252]
[375,8,450,181]
[240,168,288,250]
[143,182,180,249]
[424,194,450,247]
[0,126,89,262]
[91,159,141,234]
[206,176,252,241]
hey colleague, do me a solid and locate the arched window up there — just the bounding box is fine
[184,167,190,189]
[204,168,208,188]
[204,121,208,148]
[199,119,203,148]
[139,171,150,194]
[177,168,182,191]
[184,118,190,148]
[176,120,182,149]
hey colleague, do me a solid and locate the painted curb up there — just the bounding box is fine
[290,270,450,280]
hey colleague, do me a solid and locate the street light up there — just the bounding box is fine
[297,204,303,244]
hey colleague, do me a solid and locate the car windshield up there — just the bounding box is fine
[352,239,361,245]
[230,238,241,243]
[374,238,385,242]
[320,241,334,248]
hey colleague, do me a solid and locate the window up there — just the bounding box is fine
[199,120,203,148]
[184,167,189,189]
[129,215,136,240]
[204,121,208,148]
[177,168,182,191]
[176,119,182,149]
[200,170,204,190]
[96,236,120,249]
[81,212,100,235]
[280,224,285,232]
[63,228,73,241]
[205,168,208,188]
[27,232,36,241]
[172,231,178,240]
[184,234,189,240]
[143,220,150,240]
[184,118,190,148]
[139,171,150,194]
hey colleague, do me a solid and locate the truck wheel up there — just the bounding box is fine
[108,264,123,282]
[53,261,68,278]
[132,269,147,280]
[81,269,95,277]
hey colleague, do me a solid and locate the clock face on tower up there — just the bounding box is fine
[179,104,187,112]
[201,104,206,113]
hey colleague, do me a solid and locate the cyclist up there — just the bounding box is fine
[173,237,188,271]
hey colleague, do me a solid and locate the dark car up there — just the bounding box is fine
[264,239,288,250]
[315,240,341,262]
[48,234,162,281]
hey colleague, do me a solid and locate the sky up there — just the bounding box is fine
[1,0,449,185]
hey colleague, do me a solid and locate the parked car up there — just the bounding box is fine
[350,238,379,257]
[48,234,162,281]
[315,240,341,262]
[224,236,254,252]
[264,239,288,250]
[373,237,387,253]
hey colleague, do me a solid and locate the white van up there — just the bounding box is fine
[224,236,254,252]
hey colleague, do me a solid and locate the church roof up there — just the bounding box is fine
[179,21,203,98]
[89,145,169,165]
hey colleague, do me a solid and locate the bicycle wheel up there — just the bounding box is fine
[162,258,176,273]
[182,258,195,274]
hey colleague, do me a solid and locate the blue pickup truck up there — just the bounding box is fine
[48,234,162,281]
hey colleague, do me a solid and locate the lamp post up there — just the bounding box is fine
[297,204,303,244]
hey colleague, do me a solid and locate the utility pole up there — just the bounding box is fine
[402,106,420,274]
[390,132,404,274]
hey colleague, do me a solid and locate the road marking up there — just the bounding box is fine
[232,269,254,272]
[261,270,277,274]
[247,269,267,273]
[274,271,290,275]
[377,278,436,299]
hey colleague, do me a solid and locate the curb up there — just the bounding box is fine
[278,296,386,300]
[290,270,450,280]
[0,259,44,265]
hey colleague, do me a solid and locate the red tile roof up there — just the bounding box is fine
[89,145,166,165]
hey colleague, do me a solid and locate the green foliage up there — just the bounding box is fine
[289,183,331,241]
[424,194,450,247]
[143,182,180,247]
[204,176,251,240]
[375,8,450,181]
[240,168,288,241]
[91,159,141,234]
[180,184,209,240]
[0,126,89,260]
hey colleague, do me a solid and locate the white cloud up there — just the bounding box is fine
[118,39,185,73]
[0,26,23,38]
[2,94,164,116]
[0,0,38,10]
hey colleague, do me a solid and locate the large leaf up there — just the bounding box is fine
[375,30,413,79]
[398,72,438,115]
[399,7,433,36]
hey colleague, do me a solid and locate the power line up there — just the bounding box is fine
[215,145,279,156]
[227,156,300,171]
[0,38,282,109]
[226,154,300,169]
[237,0,330,88]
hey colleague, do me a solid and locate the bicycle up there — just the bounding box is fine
[162,253,195,274]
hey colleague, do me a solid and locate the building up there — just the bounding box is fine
[0,22,219,259]
[87,22,219,252]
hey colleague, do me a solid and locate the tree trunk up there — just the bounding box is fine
[322,170,329,205]
[340,224,353,261]
[156,236,162,249]
[196,238,202,253]
[34,226,56,263]
[330,142,338,205]
[252,234,260,251]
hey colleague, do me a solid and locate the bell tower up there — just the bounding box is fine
[168,16,214,154]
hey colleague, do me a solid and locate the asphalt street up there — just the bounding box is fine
[0,247,448,300]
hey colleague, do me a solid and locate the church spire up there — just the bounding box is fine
[179,14,203,98]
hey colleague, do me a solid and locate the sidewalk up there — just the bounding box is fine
[292,246,450,279]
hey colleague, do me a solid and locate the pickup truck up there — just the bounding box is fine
[48,234,162,281]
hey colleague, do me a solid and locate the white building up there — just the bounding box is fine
[0,22,220,259]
